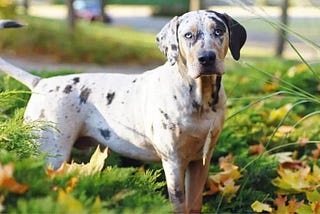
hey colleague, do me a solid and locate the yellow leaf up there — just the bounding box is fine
[48,146,109,177]
[57,189,83,212]
[91,196,102,214]
[65,177,78,193]
[288,64,308,77]
[220,178,240,203]
[263,82,279,92]
[267,104,292,125]
[251,200,273,213]
[272,165,312,194]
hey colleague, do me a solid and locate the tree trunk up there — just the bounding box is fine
[276,0,289,57]
[99,0,105,21]
[23,0,29,15]
[67,0,75,30]
[190,0,201,11]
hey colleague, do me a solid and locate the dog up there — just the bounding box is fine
[0,11,246,213]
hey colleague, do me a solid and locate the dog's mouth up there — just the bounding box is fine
[194,65,223,79]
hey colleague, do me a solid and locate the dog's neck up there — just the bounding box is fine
[175,62,221,113]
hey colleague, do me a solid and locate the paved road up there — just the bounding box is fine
[1,5,319,74]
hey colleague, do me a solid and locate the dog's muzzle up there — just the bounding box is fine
[197,50,220,76]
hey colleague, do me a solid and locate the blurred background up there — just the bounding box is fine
[0,0,319,71]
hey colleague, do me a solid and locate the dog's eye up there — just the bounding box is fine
[214,29,223,37]
[184,32,193,39]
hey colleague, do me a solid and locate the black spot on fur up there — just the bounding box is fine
[39,109,45,119]
[79,87,91,104]
[132,79,137,83]
[56,86,60,92]
[159,109,169,120]
[168,188,184,204]
[168,123,176,131]
[192,100,202,112]
[173,95,177,100]
[171,44,177,51]
[99,129,110,140]
[73,77,80,84]
[106,92,115,105]
[162,122,167,129]
[189,85,193,93]
[211,76,222,112]
[63,85,72,94]
[49,89,54,93]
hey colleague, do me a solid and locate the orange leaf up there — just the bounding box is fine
[288,197,304,213]
[219,153,234,171]
[203,177,220,196]
[249,143,265,155]
[274,195,288,213]
[0,163,29,194]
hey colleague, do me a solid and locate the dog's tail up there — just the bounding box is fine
[0,57,41,90]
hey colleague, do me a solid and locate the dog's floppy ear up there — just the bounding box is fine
[156,16,179,65]
[222,14,247,61]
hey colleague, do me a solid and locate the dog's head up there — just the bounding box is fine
[156,10,246,79]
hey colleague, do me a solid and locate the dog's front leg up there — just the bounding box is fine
[185,158,211,213]
[162,159,187,212]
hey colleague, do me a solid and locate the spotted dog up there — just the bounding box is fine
[0,11,246,213]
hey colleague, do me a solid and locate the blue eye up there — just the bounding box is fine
[184,32,193,39]
[214,29,223,37]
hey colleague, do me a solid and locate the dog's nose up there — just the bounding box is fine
[198,51,216,66]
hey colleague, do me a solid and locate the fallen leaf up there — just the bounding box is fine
[249,143,265,155]
[203,177,220,196]
[91,196,102,214]
[274,195,288,214]
[205,154,242,202]
[277,125,294,134]
[272,165,312,194]
[267,104,292,125]
[288,197,304,213]
[57,189,83,212]
[0,163,29,194]
[218,153,234,171]
[263,82,279,92]
[220,178,240,202]
[65,177,78,193]
[251,200,273,213]
[270,152,294,164]
[312,144,320,160]
[47,146,109,177]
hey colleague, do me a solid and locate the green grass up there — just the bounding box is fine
[0,16,165,65]
[1,55,319,212]
[0,9,320,212]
